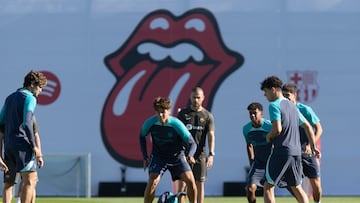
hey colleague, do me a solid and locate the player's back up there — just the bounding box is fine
[2,89,34,148]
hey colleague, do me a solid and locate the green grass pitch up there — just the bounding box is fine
[16,196,360,203]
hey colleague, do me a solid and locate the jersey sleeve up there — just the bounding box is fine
[139,117,155,160]
[208,112,215,131]
[297,109,307,126]
[23,94,36,148]
[299,104,320,125]
[269,101,281,122]
[242,123,250,144]
[172,118,197,157]
[33,116,39,134]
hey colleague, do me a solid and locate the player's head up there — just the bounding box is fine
[153,97,171,124]
[190,87,205,110]
[247,102,263,125]
[23,70,47,97]
[260,75,283,102]
[282,83,298,104]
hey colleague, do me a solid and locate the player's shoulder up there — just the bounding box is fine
[143,115,158,125]
[242,121,253,132]
[200,107,213,118]
[177,107,192,115]
[168,116,184,125]
[296,102,313,111]
[262,119,272,130]
[262,118,272,125]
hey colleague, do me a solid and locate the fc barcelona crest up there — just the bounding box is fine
[286,70,319,103]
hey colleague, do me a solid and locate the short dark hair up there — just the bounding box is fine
[153,97,171,111]
[191,87,204,94]
[23,70,47,88]
[247,102,263,111]
[282,83,298,94]
[260,75,283,90]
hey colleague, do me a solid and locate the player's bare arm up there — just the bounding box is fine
[313,122,323,142]
[246,143,254,166]
[207,130,215,168]
[301,121,321,158]
[0,131,8,172]
[34,132,44,168]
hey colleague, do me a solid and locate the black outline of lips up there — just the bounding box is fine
[101,8,244,167]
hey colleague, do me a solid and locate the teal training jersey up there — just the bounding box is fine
[243,119,272,165]
[139,115,196,161]
[0,88,36,149]
[296,103,320,151]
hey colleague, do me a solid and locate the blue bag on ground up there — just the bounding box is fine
[157,191,187,203]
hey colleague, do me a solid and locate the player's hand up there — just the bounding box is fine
[0,158,8,173]
[311,145,321,159]
[206,155,214,168]
[36,156,44,168]
[304,144,312,155]
[187,156,196,165]
[32,147,41,158]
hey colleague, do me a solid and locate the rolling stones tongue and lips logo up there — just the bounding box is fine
[101,8,244,167]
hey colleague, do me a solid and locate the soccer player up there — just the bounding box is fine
[260,76,320,203]
[0,70,46,203]
[242,102,272,203]
[140,96,198,203]
[282,83,323,203]
[177,87,215,203]
[16,116,44,203]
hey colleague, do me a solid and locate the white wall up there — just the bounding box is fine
[0,0,359,196]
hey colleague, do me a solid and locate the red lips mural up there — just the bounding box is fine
[101,8,244,167]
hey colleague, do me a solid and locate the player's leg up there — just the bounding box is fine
[3,149,18,203]
[263,154,287,203]
[3,182,15,203]
[192,157,206,203]
[263,181,275,203]
[246,183,257,203]
[144,156,165,203]
[245,166,263,203]
[179,171,197,203]
[144,172,161,203]
[19,171,38,203]
[171,155,198,203]
[196,181,204,203]
[286,156,309,203]
[31,184,37,203]
[16,178,23,203]
[289,184,309,203]
[309,177,322,203]
[302,155,322,203]
[177,180,187,203]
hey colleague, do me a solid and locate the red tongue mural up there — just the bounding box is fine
[101,8,244,167]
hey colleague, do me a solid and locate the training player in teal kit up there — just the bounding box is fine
[242,102,272,203]
[0,70,46,203]
[260,76,320,203]
[282,83,323,203]
[140,96,198,203]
